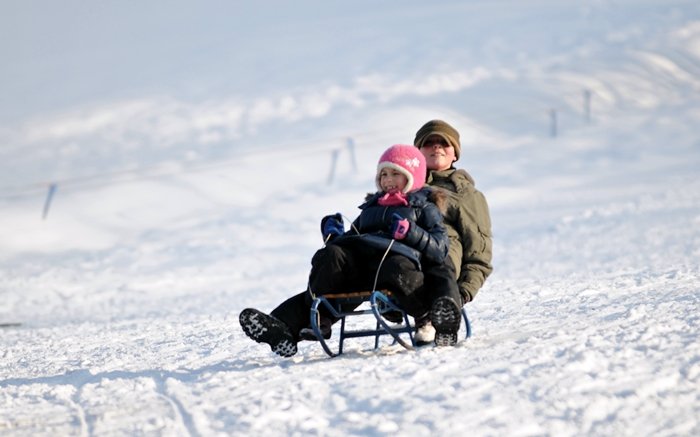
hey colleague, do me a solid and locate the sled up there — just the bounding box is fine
[309,290,471,357]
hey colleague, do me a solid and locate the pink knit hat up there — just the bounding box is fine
[375,144,427,193]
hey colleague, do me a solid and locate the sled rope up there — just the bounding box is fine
[371,239,394,294]
[345,214,360,235]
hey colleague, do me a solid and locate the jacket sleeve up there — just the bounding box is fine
[455,189,493,302]
[402,202,449,264]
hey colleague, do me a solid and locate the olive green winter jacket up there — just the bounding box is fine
[426,168,493,303]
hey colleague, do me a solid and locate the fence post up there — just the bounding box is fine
[549,108,558,138]
[327,149,340,184]
[346,137,358,173]
[42,183,57,220]
[583,89,592,123]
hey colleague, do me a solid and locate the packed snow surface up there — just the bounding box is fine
[1,1,699,435]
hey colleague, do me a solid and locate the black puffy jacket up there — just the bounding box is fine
[331,187,448,268]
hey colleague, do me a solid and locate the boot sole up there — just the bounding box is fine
[240,308,298,357]
[431,297,461,347]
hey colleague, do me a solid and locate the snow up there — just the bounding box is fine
[1,0,700,435]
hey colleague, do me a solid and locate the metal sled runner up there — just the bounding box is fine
[309,290,471,357]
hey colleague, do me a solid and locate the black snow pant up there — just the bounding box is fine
[420,257,462,312]
[271,243,428,340]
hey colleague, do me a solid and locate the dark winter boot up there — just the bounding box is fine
[431,297,461,347]
[382,310,404,324]
[239,308,297,357]
[298,316,332,341]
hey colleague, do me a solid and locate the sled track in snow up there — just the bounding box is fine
[0,368,203,436]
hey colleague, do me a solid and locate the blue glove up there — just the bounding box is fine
[391,213,410,240]
[321,213,344,241]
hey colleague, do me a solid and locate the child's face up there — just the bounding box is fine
[420,134,456,171]
[379,168,408,193]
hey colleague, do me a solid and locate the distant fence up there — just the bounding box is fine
[548,89,593,138]
[2,88,596,220]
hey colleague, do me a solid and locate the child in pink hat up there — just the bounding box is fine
[240,144,449,357]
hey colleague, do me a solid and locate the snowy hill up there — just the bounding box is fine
[1,1,699,435]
